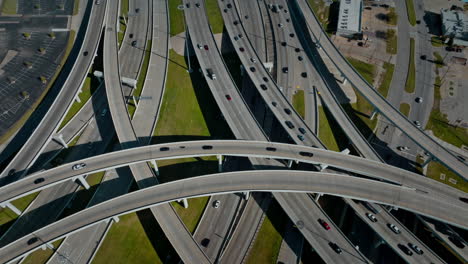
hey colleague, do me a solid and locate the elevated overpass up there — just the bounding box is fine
[1,170,466,264]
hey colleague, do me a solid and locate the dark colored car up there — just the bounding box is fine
[227,3,232,8]
[239,47,245,52]
[225,94,232,101]
[263,77,269,82]
[266,147,276,152]
[398,244,413,256]
[281,42,287,47]
[195,3,200,8]
[202,145,213,150]
[420,55,427,60]
[185,3,190,8]
[298,127,306,134]
[285,121,295,129]
[129,33,134,38]
[289,33,295,38]
[250,67,256,72]
[301,72,308,78]
[260,84,268,91]
[131,40,137,47]
[160,147,170,151]
[282,67,288,73]
[271,101,277,107]
[204,45,209,50]
[299,151,313,157]
[295,48,301,52]
[135,8,140,13]
[83,51,89,56]
[329,242,342,254]
[201,238,210,247]
[34,178,45,184]
[233,20,239,25]
[284,108,292,115]
[298,56,303,61]
[27,237,39,245]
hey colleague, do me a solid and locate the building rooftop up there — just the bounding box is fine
[337,0,362,36]
[441,9,468,41]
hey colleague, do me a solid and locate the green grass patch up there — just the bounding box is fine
[405,0,416,26]
[0,30,76,144]
[404,38,416,93]
[1,0,17,14]
[377,62,394,98]
[134,40,152,99]
[386,29,397,54]
[172,196,209,233]
[120,0,128,17]
[345,57,378,137]
[93,213,164,264]
[426,161,468,193]
[246,200,286,264]
[431,36,445,47]
[0,192,38,226]
[205,0,224,34]
[169,0,184,36]
[433,51,444,68]
[72,0,79,15]
[318,106,340,151]
[127,98,136,118]
[58,72,100,130]
[292,90,305,118]
[21,239,63,264]
[387,7,398,25]
[307,0,331,28]
[347,57,375,85]
[425,109,468,148]
[399,103,410,117]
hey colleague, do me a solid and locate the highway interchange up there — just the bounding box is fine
[0,0,467,263]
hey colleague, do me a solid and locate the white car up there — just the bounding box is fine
[388,223,401,234]
[366,213,377,222]
[197,44,203,50]
[250,57,256,63]
[72,163,86,171]
[415,97,423,103]
[213,200,221,208]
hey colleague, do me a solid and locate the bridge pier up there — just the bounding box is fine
[177,198,189,208]
[75,93,81,103]
[217,155,223,172]
[421,155,433,169]
[373,239,385,249]
[287,160,294,168]
[53,134,68,149]
[320,149,349,171]
[41,242,54,251]
[150,160,160,176]
[370,109,378,120]
[243,191,250,200]
[1,202,21,215]
[314,193,322,202]
[73,175,90,190]
[112,216,120,223]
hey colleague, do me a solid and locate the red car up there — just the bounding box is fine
[318,219,330,230]
[225,94,232,101]
[204,45,209,50]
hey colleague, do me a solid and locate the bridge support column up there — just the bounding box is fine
[287,160,293,168]
[41,242,54,250]
[112,216,120,223]
[240,65,244,76]
[75,94,81,103]
[177,199,189,208]
[315,193,322,202]
[243,191,250,200]
[388,206,398,212]
[421,155,432,169]
[320,149,349,171]
[53,134,68,149]
[373,239,385,249]
[1,202,21,216]
[370,109,378,120]
[73,175,90,190]
[217,155,223,172]
[338,203,349,227]
[150,160,159,176]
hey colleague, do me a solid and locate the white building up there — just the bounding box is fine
[337,0,363,37]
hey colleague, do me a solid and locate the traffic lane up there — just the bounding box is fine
[237,0,267,61]
[0,170,465,263]
[219,0,323,148]
[297,0,467,178]
[0,0,107,179]
[194,194,241,260]
[276,193,369,263]
[347,200,445,264]
[2,140,467,208]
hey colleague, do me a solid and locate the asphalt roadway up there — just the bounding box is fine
[0,0,107,180]
[1,169,465,264]
[296,0,467,179]
[1,140,466,227]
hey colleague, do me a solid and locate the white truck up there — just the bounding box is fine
[207,68,216,80]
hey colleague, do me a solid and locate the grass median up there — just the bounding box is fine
[292,90,305,118]
[386,29,397,54]
[378,62,395,98]
[404,38,416,93]
[399,103,410,117]
[405,0,416,26]
[206,0,224,34]
[21,239,64,264]
[1,0,17,14]
[169,0,184,36]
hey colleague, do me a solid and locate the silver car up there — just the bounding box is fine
[72,163,86,171]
